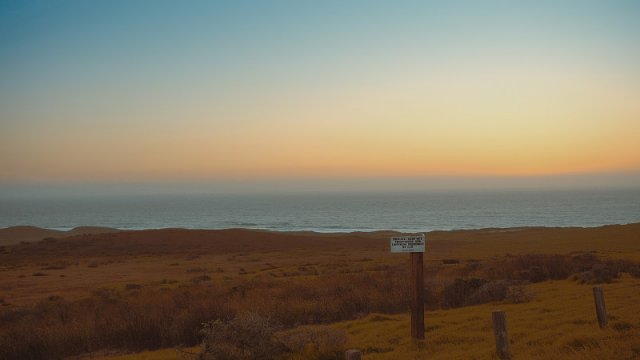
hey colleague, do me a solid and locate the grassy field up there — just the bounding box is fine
[89,276,640,360]
[336,276,640,359]
[1,224,639,359]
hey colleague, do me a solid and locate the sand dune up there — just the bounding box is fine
[2,223,639,263]
[0,225,118,246]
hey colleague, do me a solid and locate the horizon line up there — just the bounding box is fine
[1,171,639,197]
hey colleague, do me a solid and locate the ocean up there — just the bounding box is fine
[1,188,639,232]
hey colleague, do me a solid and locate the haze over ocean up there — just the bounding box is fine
[2,188,638,233]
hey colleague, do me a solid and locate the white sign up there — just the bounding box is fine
[390,234,425,253]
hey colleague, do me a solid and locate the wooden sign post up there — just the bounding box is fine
[391,234,425,340]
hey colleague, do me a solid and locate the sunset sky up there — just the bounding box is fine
[1,1,639,190]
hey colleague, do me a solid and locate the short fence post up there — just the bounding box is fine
[345,349,361,360]
[492,310,511,360]
[593,286,608,328]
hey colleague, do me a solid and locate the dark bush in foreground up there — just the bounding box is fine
[571,263,617,284]
[0,288,228,360]
[442,278,487,308]
[199,313,346,360]
[474,253,640,284]
[0,270,409,360]
[441,278,530,308]
[200,313,284,360]
[277,325,347,360]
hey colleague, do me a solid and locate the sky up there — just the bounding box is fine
[1,0,639,192]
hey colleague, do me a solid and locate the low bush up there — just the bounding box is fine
[603,259,640,278]
[473,253,640,284]
[442,278,487,308]
[191,275,212,284]
[277,325,346,359]
[442,259,460,265]
[200,312,284,360]
[505,284,533,303]
[0,287,228,360]
[199,314,346,360]
[125,284,143,290]
[441,278,531,308]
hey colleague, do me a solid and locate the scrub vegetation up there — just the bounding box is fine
[0,224,639,359]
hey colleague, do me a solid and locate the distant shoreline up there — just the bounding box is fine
[2,222,639,247]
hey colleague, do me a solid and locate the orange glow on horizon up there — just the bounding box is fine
[1,15,639,184]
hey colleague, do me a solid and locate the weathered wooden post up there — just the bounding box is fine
[593,286,607,328]
[390,233,425,340]
[345,349,361,360]
[411,251,425,339]
[492,310,511,360]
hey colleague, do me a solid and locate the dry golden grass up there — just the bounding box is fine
[75,277,640,360]
[335,275,640,359]
[0,224,639,359]
[2,224,639,307]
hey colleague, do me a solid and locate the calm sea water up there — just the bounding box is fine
[1,189,639,232]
